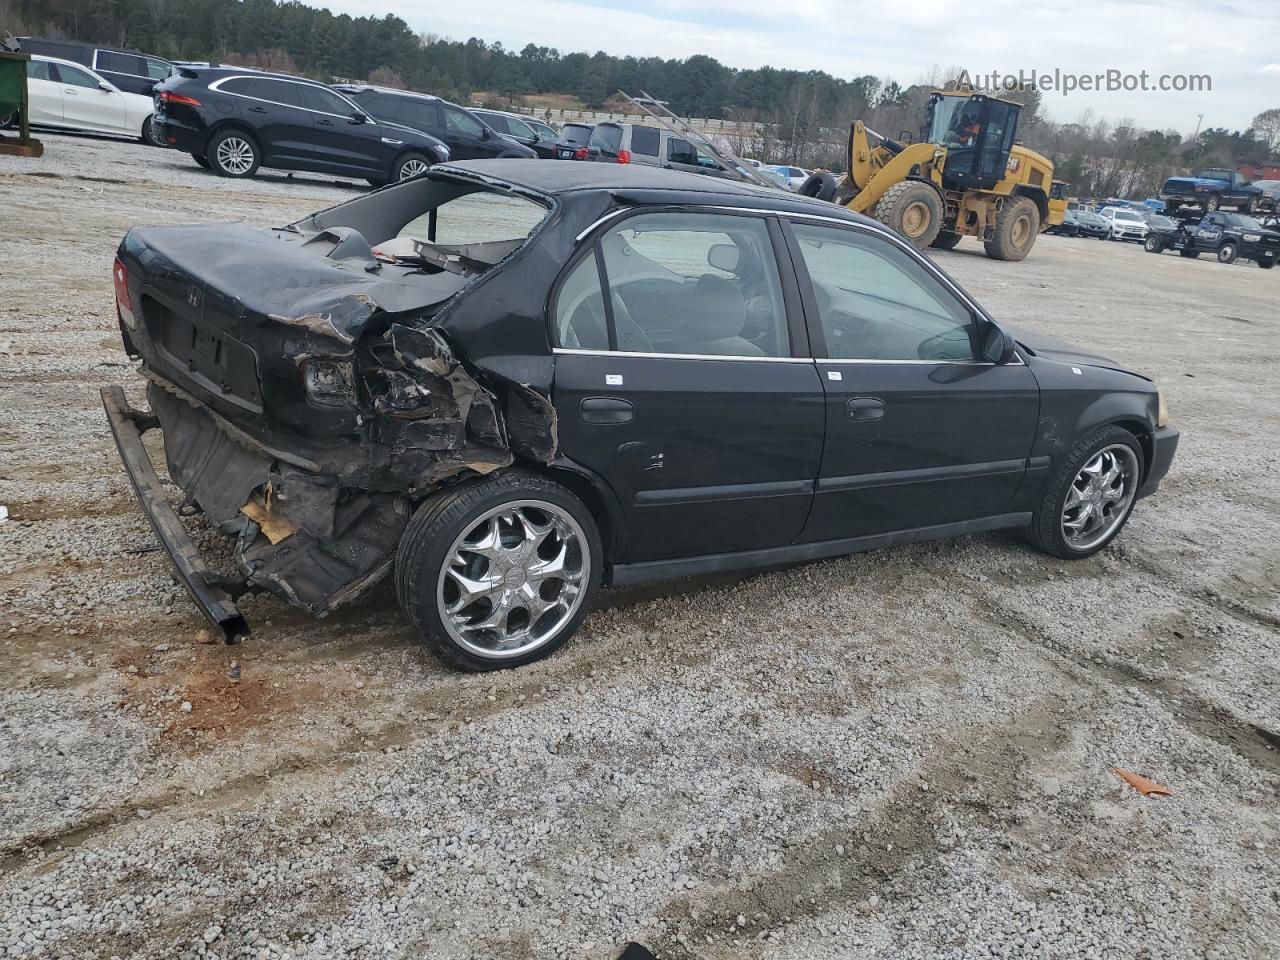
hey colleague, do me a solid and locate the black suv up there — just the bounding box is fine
[1146,211,1280,268]
[14,36,174,96]
[333,86,536,161]
[152,69,450,184]
[103,160,1178,672]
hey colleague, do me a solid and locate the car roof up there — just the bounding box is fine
[334,84,443,103]
[429,159,873,221]
[189,66,332,86]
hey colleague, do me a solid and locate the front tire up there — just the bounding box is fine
[1179,248,1200,258]
[1205,195,1220,212]
[1259,260,1275,269]
[874,181,944,249]
[1144,235,1163,253]
[1027,425,1144,560]
[391,151,431,182]
[1217,243,1238,264]
[985,196,1040,261]
[395,471,601,671]
[207,129,260,178]
[192,153,210,169]
[930,230,962,250]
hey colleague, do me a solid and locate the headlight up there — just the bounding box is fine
[301,359,355,408]
[1243,233,1262,242]
[1157,391,1169,429]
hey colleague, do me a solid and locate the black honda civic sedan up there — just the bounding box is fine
[102,160,1178,670]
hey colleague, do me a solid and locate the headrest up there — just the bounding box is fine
[707,243,739,273]
[687,275,747,341]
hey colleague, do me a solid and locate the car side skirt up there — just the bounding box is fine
[606,512,1032,586]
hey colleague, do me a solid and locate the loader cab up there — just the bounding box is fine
[926,92,1022,191]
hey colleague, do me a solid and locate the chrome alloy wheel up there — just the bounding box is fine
[398,158,430,179]
[437,500,589,659]
[215,136,255,175]
[1061,444,1139,551]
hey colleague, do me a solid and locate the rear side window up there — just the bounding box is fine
[26,60,54,81]
[245,78,301,107]
[556,212,790,358]
[630,125,660,157]
[97,52,145,76]
[589,124,622,156]
[219,77,251,94]
[399,99,439,129]
[790,222,977,362]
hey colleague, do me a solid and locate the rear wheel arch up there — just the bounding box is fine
[524,460,627,566]
[204,121,260,156]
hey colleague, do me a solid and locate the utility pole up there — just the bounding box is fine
[1192,113,1204,141]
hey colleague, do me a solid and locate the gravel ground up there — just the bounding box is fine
[1,133,1278,960]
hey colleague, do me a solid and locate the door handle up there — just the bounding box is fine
[248,106,267,113]
[846,397,885,421]
[580,397,634,424]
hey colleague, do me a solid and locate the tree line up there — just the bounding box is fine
[4,0,1278,196]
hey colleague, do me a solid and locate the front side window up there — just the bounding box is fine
[299,85,356,116]
[791,222,978,362]
[55,64,101,89]
[556,212,789,358]
[445,106,484,136]
[146,59,171,80]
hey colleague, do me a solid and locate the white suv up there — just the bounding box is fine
[1099,206,1150,242]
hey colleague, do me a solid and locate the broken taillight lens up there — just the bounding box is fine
[158,91,202,107]
[113,257,137,330]
[616,150,631,164]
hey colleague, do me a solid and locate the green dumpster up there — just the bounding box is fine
[0,51,44,157]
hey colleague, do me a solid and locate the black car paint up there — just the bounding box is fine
[151,69,449,179]
[471,109,559,159]
[106,159,1177,631]
[334,87,537,162]
[1148,212,1280,265]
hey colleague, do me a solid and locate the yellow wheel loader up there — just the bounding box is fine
[813,92,1064,261]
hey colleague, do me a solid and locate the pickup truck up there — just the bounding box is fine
[1160,168,1264,215]
[1144,210,1280,268]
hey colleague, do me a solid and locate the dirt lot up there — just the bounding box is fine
[1,134,1278,960]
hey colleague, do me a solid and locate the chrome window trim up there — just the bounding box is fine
[208,75,368,122]
[554,347,813,364]
[818,357,1026,367]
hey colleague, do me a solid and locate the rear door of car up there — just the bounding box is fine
[92,51,152,96]
[53,62,128,134]
[781,215,1040,542]
[24,59,63,126]
[551,208,825,564]
[236,77,313,166]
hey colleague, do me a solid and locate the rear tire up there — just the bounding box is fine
[140,115,163,147]
[985,196,1040,261]
[391,151,431,182]
[395,470,602,672]
[930,231,962,250]
[207,129,260,178]
[1217,243,1237,264]
[873,180,944,249]
[1027,425,1144,560]
[1179,248,1200,259]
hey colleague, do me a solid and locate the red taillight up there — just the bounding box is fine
[114,257,137,329]
[616,150,631,164]
[158,91,201,107]
[574,146,587,160]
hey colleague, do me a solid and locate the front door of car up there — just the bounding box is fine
[55,63,127,134]
[24,60,63,126]
[442,105,493,159]
[783,218,1039,542]
[299,84,382,175]
[1193,213,1225,250]
[551,210,824,563]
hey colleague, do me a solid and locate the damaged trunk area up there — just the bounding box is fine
[119,171,560,618]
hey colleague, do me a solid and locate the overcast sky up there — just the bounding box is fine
[319,0,1279,133]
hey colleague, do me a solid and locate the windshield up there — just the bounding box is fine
[1194,169,1231,181]
[1114,210,1144,222]
[1231,214,1265,230]
[927,94,982,148]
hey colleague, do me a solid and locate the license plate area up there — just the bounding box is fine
[143,296,264,413]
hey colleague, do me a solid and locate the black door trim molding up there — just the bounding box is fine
[634,478,814,506]
[817,458,1027,494]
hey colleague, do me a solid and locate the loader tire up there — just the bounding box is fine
[874,181,943,249]
[930,231,962,250]
[985,197,1040,261]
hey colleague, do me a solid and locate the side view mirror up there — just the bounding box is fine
[982,325,1018,364]
[350,112,368,124]
[481,127,492,139]
[98,82,112,92]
